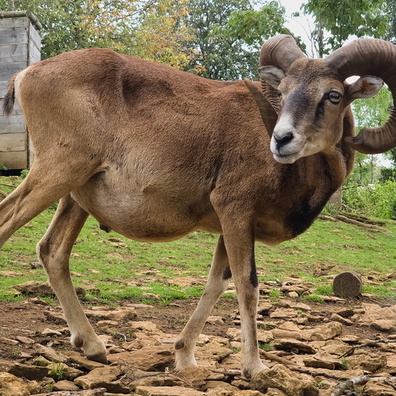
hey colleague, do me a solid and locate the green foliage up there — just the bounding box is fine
[185,0,257,80]
[343,180,396,219]
[130,0,195,69]
[217,1,294,49]
[339,356,348,370]
[313,285,332,296]
[353,86,393,130]
[268,289,280,301]
[1,0,193,66]
[303,294,324,302]
[20,169,29,179]
[303,0,389,54]
[0,0,140,58]
[258,341,273,351]
[48,363,64,381]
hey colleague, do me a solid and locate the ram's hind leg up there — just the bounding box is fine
[174,235,231,371]
[0,169,69,247]
[37,194,107,362]
[0,158,101,247]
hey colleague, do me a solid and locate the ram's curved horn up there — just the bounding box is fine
[325,38,396,154]
[260,34,306,71]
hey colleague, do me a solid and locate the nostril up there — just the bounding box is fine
[274,132,294,149]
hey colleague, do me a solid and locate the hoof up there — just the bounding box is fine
[87,353,108,364]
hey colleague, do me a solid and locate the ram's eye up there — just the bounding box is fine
[328,91,342,104]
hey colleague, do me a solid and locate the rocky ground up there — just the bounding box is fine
[0,276,395,396]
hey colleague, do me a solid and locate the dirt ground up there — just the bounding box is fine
[0,290,395,395]
[0,297,233,360]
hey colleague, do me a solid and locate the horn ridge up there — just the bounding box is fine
[326,38,396,153]
[260,34,305,71]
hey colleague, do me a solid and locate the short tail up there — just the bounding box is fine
[3,74,17,116]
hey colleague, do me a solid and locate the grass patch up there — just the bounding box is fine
[303,295,324,303]
[0,176,396,304]
[259,341,274,351]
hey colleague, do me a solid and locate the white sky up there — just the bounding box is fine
[279,0,316,56]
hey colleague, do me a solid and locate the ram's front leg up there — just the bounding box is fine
[217,213,267,378]
[174,235,231,370]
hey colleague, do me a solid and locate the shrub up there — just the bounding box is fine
[342,180,396,218]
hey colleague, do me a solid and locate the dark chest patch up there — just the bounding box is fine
[285,191,323,238]
[282,155,340,238]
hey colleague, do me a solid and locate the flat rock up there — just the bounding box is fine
[320,340,351,356]
[357,304,396,326]
[204,380,239,392]
[107,345,173,371]
[329,313,354,326]
[43,310,67,324]
[74,365,123,390]
[12,281,55,296]
[63,351,107,370]
[15,335,35,344]
[257,329,274,343]
[53,379,80,391]
[362,380,396,395]
[281,301,312,311]
[370,319,396,332]
[206,316,225,325]
[130,372,186,388]
[273,339,316,354]
[257,302,273,316]
[34,389,107,396]
[8,362,49,380]
[84,308,136,321]
[41,328,63,336]
[303,353,344,370]
[251,364,319,395]
[130,321,158,332]
[34,344,69,363]
[272,329,302,340]
[227,328,241,341]
[0,336,18,346]
[270,308,298,319]
[177,366,212,389]
[0,372,41,396]
[135,385,205,395]
[308,321,343,341]
[346,353,387,372]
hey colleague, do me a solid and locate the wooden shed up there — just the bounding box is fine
[0,10,41,170]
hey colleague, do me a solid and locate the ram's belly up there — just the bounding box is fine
[71,168,219,242]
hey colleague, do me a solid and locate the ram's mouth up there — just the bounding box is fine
[272,152,301,164]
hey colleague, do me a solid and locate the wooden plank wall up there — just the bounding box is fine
[0,13,41,169]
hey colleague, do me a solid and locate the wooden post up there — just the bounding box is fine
[0,11,41,170]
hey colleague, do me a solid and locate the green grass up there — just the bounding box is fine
[0,176,395,304]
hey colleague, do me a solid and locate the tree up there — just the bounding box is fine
[185,0,294,80]
[219,1,296,50]
[131,0,194,69]
[0,0,142,58]
[185,0,254,80]
[0,0,193,66]
[302,0,389,55]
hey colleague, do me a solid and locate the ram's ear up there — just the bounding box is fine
[258,66,286,89]
[347,75,384,100]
